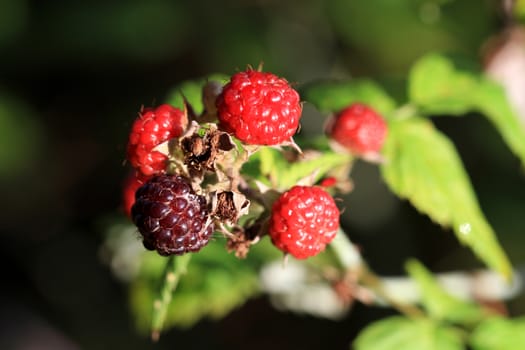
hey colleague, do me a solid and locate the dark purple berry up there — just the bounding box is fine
[131,174,214,256]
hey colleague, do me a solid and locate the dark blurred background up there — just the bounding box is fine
[1,0,525,349]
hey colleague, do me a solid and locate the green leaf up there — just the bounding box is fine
[470,317,525,350]
[130,238,279,333]
[254,146,352,190]
[409,53,479,115]
[405,259,487,325]
[409,53,525,168]
[353,316,463,350]
[300,79,397,115]
[164,73,229,115]
[380,118,512,279]
[256,147,289,186]
[473,80,525,169]
[281,152,352,189]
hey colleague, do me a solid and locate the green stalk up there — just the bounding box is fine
[151,254,192,341]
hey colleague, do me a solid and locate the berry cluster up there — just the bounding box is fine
[121,68,384,260]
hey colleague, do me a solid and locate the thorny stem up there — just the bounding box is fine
[330,229,425,318]
[331,231,522,309]
[358,264,425,318]
[151,254,192,341]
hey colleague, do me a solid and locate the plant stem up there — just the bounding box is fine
[330,229,424,318]
[330,228,363,268]
[151,254,192,341]
[359,264,425,318]
[392,103,418,120]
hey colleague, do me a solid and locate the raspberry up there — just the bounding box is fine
[319,176,337,188]
[329,103,387,155]
[216,69,302,145]
[122,171,151,218]
[269,185,340,259]
[127,104,186,176]
[131,174,214,256]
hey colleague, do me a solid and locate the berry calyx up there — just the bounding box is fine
[131,174,214,256]
[269,185,340,259]
[127,104,187,176]
[328,103,387,156]
[216,69,302,145]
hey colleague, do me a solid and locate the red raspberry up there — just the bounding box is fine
[122,171,151,218]
[127,104,186,176]
[216,69,302,145]
[319,176,337,188]
[329,103,387,155]
[269,186,340,259]
[131,174,214,256]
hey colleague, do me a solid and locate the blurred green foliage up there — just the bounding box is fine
[354,316,463,350]
[301,79,397,115]
[1,1,524,349]
[0,0,27,46]
[130,238,281,332]
[327,0,496,75]
[470,316,525,350]
[405,259,487,324]
[0,92,43,179]
[47,1,189,61]
[165,74,229,115]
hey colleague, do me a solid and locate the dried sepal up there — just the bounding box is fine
[180,124,237,181]
[211,190,250,225]
[226,218,267,259]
